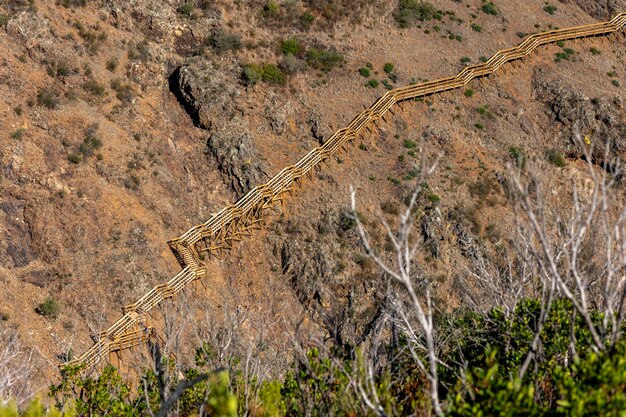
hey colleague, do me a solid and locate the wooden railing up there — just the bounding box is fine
[63,13,626,371]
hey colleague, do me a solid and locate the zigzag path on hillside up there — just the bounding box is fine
[63,13,626,371]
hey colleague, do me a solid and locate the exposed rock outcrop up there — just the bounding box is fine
[206,119,268,198]
[532,68,626,171]
[173,57,242,130]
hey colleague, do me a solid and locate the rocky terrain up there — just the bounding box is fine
[0,0,625,391]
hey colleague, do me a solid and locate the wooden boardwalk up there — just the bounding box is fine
[64,13,626,371]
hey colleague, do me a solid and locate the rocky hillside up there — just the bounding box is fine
[0,0,624,388]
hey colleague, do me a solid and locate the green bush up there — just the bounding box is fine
[209,30,242,52]
[464,88,475,97]
[460,56,471,64]
[546,149,566,167]
[365,79,379,88]
[508,146,526,168]
[358,67,371,77]
[403,139,416,149]
[383,62,394,74]
[11,128,25,140]
[543,4,557,14]
[481,1,498,15]
[471,23,483,32]
[36,297,60,318]
[261,64,285,84]
[241,64,263,86]
[281,38,302,56]
[299,12,315,29]
[176,2,194,16]
[37,88,60,109]
[82,80,105,96]
[590,47,601,55]
[395,0,438,27]
[611,79,620,87]
[306,47,343,72]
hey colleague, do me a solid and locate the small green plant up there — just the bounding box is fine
[384,62,395,74]
[508,146,526,168]
[242,64,263,86]
[36,297,60,318]
[105,58,118,71]
[260,64,285,84]
[209,30,242,52]
[474,122,484,130]
[358,67,371,77]
[306,47,343,72]
[611,79,621,87]
[124,174,141,190]
[481,1,498,15]
[556,40,565,47]
[471,23,483,32]
[590,47,601,55]
[476,105,494,119]
[546,149,566,167]
[394,0,438,28]
[176,2,194,16]
[387,176,401,186]
[464,88,475,98]
[365,79,379,88]
[14,106,23,116]
[281,38,302,56]
[460,56,471,64]
[299,12,315,29]
[382,80,394,90]
[37,88,60,109]
[403,139,416,149]
[83,80,105,96]
[68,154,82,164]
[261,1,278,18]
[543,4,557,14]
[11,128,26,140]
[428,194,440,203]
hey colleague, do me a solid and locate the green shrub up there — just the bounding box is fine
[481,1,497,15]
[611,79,620,87]
[0,15,9,27]
[105,58,118,71]
[546,149,566,167]
[403,139,416,149]
[338,211,356,231]
[382,80,394,90]
[261,64,285,84]
[242,64,263,86]
[37,88,60,109]
[460,56,471,64]
[508,146,526,168]
[11,128,25,140]
[299,12,315,29]
[14,106,23,116]
[543,4,557,14]
[176,2,194,16]
[306,47,343,72]
[82,80,105,96]
[471,23,483,32]
[474,122,484,130]
[358,67,371,77]
[395,0,437,27]
[261,1,278,18]
[68,154,82,164]
[464,88,475,97]
[279,55,306,74]
[36,297,60,318]
[590,47,601,55]
[110,79,134,103]
[383,62,394,74]
[209,30,242,52]
[281,38,302,56]
[365,79,379,88]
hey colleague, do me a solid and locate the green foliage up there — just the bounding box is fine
[508,146,526,168]
[261,64,285,84]
[611,79,620,87]
[383,62,395,74]
[471,23,483,32]
[36,297,60,318]
[0,399,74,417]
[589,47,601,55]
[365,79,379,88]
[209,30,242,52]
[338,211,356,231]
[299,12,315,30]
[464,88,475,98]
[242,64,263,86]
[543,4,557,14]
[481,1,498,15]
[281,38,303,56]
[474,122,484,130]
[82,80,105,97]
[395,0,438,28]
[306,47,343,72]
[11,128,25,140]
[176,2,194,17]
[403,139,416,149]
[460,56,471,64]
[546,149,566,167]
[358,67,371,77]
[37,88,60,109]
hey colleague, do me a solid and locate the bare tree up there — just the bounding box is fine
[350,156,444,416]
[0,329,33,406]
